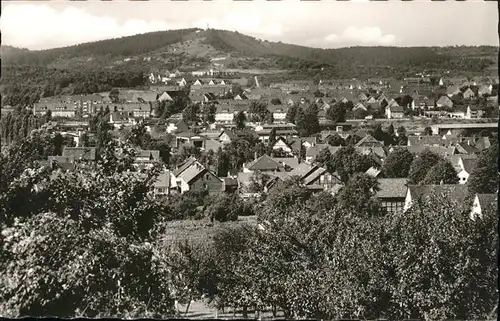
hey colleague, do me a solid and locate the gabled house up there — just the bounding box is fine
[272,137,293,155]
[355,134,384,148]
[376,178,408,213]
[268,105,289,123]
[436,95,454,109]
[353,102,367,111]
[455,142,481,155]
[404,184,469,212]
[218,129,239,144]
[134,150,160,168]
[288,163,343,194]
[446,86,461,97]
[463,88,475,100]
[465,105,485,119]
[386,105,404,119]
[166,119,189,134]
[243,154,284,174]
[456,157,478,184]
[170,157,222,194]
[153,170,171,198]
[470,193,497,220]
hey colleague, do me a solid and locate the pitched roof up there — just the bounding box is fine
[204,139,224,152]
[461,158,478,174]
[389,105,404,113]
[179,163,208,184]
[456,143,480,155]
[288,162,315,178]
[303,166,328,185]
[408,184,469,203]
[365,166,382,178]
[173,157,197,176]
[355,134,383,147]
[154,171,171,188]
[403,146,456,157]
[273,157,300,170]
[135,150,160,161]
[376,178,408,199]
[245,154,283,171]
[476,193,497,209]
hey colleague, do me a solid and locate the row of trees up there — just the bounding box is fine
[162,177,498,320]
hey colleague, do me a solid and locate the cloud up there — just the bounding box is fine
[323,26,396,47]
[0,4,181,50]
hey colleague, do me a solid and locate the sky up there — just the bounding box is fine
[1,0,498,51]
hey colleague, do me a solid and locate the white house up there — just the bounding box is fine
[470,193,497,220]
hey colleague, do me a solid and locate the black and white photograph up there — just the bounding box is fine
[0,0,498,319]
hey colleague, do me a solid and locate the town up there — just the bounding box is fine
[2,70,497,210]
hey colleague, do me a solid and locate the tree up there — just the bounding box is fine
[182,103,200,125]
[408,150,443,185]
[235,111,246,130]
[329,145,374,183]
[424,126,433,136]
[353,108,368,120]
[326,102,347,123]
[314,147,333,168]
[216,148,230,177]
[285,103,298,123]
[467,142,499,194]
[204,193,242,222]
[268,128,277,151]
[422,159,459,184]
[249,102,271,123]
[109,88,120,103]
[295,104,320,137]
[381,149,414,178]
[261,178,311,220]
[327,133,345,146]
[270,98,282,105]
[202,103,216,124]
[336,173,384,217]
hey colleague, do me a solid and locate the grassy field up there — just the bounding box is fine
[159,215,258,247]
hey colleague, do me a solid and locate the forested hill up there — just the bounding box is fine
[1,28,497,107]
[2,28,497,74]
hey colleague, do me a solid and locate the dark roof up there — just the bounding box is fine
[461,158,478,174]
[245,154,283,171]
[456,143,480,155]
[408,184,469,203]
[355,134,383,147]
[376,178,408,199]
[476,193,497,208]
[288,163,315,178]
[179,163,208,184]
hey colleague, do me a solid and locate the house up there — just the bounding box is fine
[454,142,481,155]
[376,178,408,213]
[470,193,497,220]
[353,102,367,111]
[222,177,239,193]
[435,95,454,109]
[254,123,298,142]
[170,158,222,194]
[218,129,239,144]
[465,105,485,119]
[243,154,284,173]
[456,156,478,184]
[158,92,174,102]
[430,122,498,136]
[355,134,384,148]
[272,137,293,155]
[134,150,161,168]
[190,92,217,104]
[273,157,300,171]
[474,137,491,151]
[268,105,289,123]
[463,88,475,100]
[385,105,404,119]
[446,86,461,97]
[288,163,343,194]
[109,112,131,128]
[478,85,493,97]
[404,184,469,212]
[447,109,466,119]
[166,119,189,134]
[153,170,171,198]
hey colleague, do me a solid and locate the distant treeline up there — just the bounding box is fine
[1,65,148,107]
